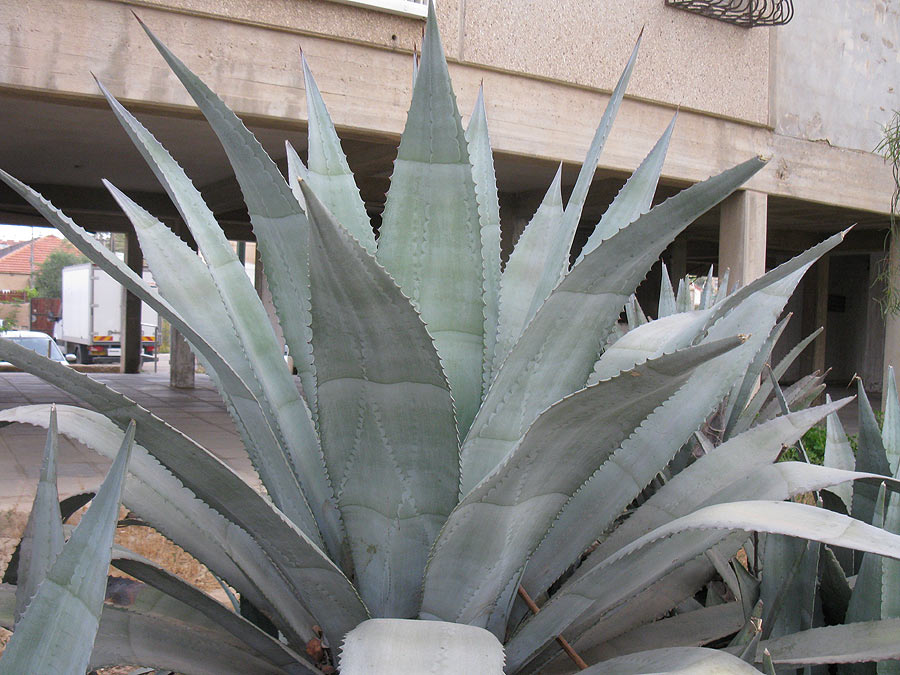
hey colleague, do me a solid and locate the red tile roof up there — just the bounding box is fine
[0,236,80,275]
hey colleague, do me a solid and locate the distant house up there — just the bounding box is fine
[0,235,80,329]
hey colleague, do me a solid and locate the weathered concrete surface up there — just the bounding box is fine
[773,0,900,152]
[719,189,768,288]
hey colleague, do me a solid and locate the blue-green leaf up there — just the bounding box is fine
[0,422,134,675]
[301,180,458,618]
[376,2,484,438]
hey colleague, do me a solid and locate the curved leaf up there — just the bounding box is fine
[507,501,900,672]
[376,1,484,438]
[104,180,325,546]
[576,114,676,263]
[582,646,761,674]
[302,52,374,253]
[0,403,365,646]
[136,16,319,440]
[465,85,502,393]
[422,339,742,633]
[301,180,458,618]
[495,165,564,367]
[461,157,767,493]
[13,406,64,625]
[0,422,134,675]
[826,393,857,510]
[760,618,900,667]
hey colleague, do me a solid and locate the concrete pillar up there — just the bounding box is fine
[170,329,196,389]
[884,231,900,405]
[119,230,143,374]
[169,220,195,388]
[718,190,768,288]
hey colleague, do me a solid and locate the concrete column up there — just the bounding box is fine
[170,329,196,389]
[119,230,143,374]
[884,231,900,404]
[718,190,768,288]
[169,220,195,388]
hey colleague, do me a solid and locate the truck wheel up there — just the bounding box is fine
[76,345,93,365]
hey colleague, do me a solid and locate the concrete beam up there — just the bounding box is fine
[0,0,892,216]
[718,190,768,288]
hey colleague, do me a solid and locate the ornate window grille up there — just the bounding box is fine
[665,0,794,27]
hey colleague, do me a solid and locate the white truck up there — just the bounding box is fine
[59,262,158,364]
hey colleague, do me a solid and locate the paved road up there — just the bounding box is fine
[0,355,257,514]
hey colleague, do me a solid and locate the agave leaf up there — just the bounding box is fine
[339,619,505,674]
[0,341,329,641]
[576,401,847,572]
[759,535,818,640]
[759,618,900,667]
[0,171,258,407]
[285,140,310,205]
[13,406,64,625]
[853,379,892,528]
[819,544,852,624]
[136,17,319,434]
[581,646,762,674]
[577,115,676,264]
[587,309,712,385]
[0,422,134,675]
[676,278,693,313]
[731,325,823,438]
[826,393,857,511]
[625,294,648,329]
[96,94,324,505]
[301,180,458,618]
[102,180,329,551]
[461,156,767,493]
[657,261,677,318]
[753,372,826,428]
[722,313,791,439]
[884,366,900,475]
[847,484,888,624]
[376,2,484,438]
[699,266,715,309]
[465,85,503,392]
[521,249,842,600]
[301,52,374,254]
[574,603,745,665]
[92,603,296,675]
[110,548,314,673]
[506,501,900,672]
[552,32,642,284]
[495,165,564,366]
[98,81,330,542]
[0,403,366,645]
[715,268,731,303]
[422,339,742,633]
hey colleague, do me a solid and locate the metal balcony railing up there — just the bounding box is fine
[665,0,794,27]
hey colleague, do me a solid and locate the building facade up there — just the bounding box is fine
[0,0,896,385]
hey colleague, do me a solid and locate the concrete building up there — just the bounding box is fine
[0,0,896,387]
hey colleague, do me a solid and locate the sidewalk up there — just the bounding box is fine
[0,353,257,514]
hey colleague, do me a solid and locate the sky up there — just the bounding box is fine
[0,225,63,242]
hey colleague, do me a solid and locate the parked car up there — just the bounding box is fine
[0,330,76,366]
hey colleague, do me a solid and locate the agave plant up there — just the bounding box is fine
[3,3,900,673]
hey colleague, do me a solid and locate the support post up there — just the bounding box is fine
[718,190,768,288]
[120,230,143,374]
[169,220,196,388]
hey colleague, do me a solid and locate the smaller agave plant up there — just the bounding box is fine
[2,2,900,673]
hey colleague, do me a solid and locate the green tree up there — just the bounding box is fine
[32,250,86,298]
